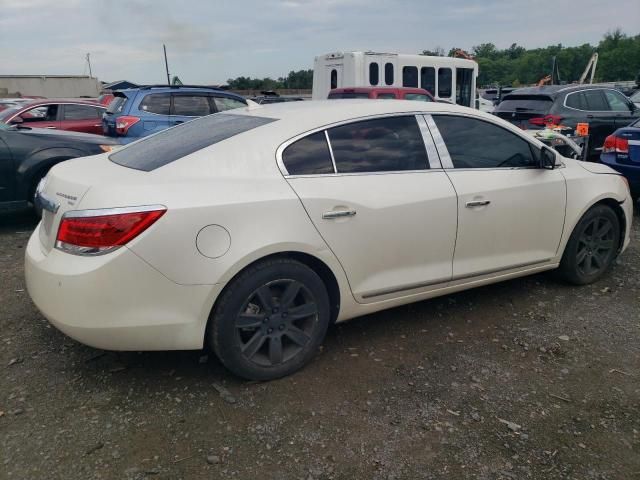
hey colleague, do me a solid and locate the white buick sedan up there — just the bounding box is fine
[26,100,633,380]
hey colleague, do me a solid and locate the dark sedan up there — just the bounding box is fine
[0,122,120,212]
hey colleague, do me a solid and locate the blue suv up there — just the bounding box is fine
[102,85,247,141]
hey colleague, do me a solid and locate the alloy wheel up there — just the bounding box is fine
[576,216,615,277]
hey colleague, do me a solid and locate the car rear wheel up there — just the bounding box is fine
[558,204,620,285]
[210,258,330,381]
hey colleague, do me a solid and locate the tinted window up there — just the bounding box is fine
[327,116,428,173]
[604,90,630,111]
[330,69,338,89]
[404,93,432,102]
[63,104,102,120]
[107,96,128,114]
[377,93,396,99]
[565,92,587,110]
[420,67,435,94]
[369,63,379,86]
[110,114,277,171]
[385,63,394,85]
[328,92,370,99]
[583,90,609,111]
[139,94,171,115]
[498,95,554,112]
[438,68,452,97]
[172,95,212,116]
[282,131,334,175]
[402,66,418,88]
[214,96,246,112]
[433,115,536,169]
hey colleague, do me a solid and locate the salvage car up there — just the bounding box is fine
[26,100,633,380]
[0,122,119,213]
[102,85,247,141]
[494,85,639,159]
[0,99,107,134]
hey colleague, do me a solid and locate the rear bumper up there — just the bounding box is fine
[25,227,220,351]
[601,155,640,193]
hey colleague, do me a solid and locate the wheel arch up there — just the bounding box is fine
[593,198,627,253]
[203,250,342,348]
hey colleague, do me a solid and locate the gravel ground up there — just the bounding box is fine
[1,207,639,480]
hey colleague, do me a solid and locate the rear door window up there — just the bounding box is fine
[282,131,334,175]
[62,104,103,120]
[172,95,213,116]
[138,93,171,115]
[433,115,536,169]
[110,114,277,171]
[565,92,587,110]
[583,89,610,111]
[327,116,429,173]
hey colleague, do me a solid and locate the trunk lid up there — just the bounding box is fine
[494,94,555,129]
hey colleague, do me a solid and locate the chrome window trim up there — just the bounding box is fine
[563,88,631,113]
[416,114,442,169]
[276,111,441,177]
[324,130,338,173]
[423,114,454,168]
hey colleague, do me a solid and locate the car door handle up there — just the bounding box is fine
[45,126,57,129]
[322,209,356,219]
[466,200,491,208]
[586,114,594,118]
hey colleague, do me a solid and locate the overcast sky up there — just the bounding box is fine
[0,0,638,84]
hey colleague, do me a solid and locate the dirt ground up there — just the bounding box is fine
[1,207,639,480]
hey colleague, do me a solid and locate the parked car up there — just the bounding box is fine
[629,89,640,108]
[26,100,632,380]
[494,85,640,159]
[328,87,434,101]
[0,98,32,112]
[97,93,115,106]
[601,117,640,201]
[0,99,106,135]
[102,85,248,140]
[0,122,119,213]
[250,91,305,104]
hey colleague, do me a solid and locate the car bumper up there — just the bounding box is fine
[601,156,640,193]
[25,227,220,351]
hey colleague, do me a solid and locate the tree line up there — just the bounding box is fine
[226,30,639,90]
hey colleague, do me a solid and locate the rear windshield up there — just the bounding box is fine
[496,95,554,112]
[328,92,370,99]
[109,113,277,171]
[106,95,128,114]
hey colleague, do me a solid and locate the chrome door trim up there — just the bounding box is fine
[324,130,338,173]
[423,114,454,168]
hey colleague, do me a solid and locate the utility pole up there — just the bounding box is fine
[163,44,170,85]
[86,53,93,78]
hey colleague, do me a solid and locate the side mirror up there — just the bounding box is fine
[10,116,24,125]
[540,146,556,169]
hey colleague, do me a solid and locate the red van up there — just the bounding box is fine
[328,87,434,102]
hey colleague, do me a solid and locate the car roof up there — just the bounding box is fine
[12,99,103,108]
[115,85,244,98]
[505,84,620,98]
[231,99,479,134]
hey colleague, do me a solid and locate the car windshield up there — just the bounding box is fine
[109,113,277,171]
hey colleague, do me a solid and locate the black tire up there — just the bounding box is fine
[210,258,330,381]
[558,204,620,285]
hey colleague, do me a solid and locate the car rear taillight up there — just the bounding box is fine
[602,134,629,154]
[115,115,140,135]
[528,115,563,126]
[56,206,166,256]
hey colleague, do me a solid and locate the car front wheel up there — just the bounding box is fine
[558,204,621,285]
[210,258,330,381]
